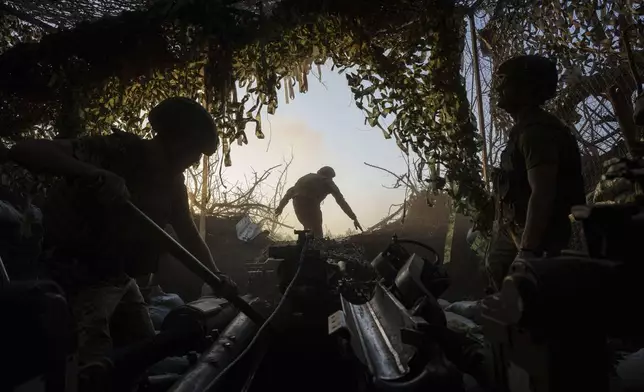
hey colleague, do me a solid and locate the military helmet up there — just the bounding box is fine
[496,55,558,103]
[148,97,219,155]
[317,166,336,178]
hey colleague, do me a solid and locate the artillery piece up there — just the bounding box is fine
[164,231,483,392]
[1,228,492,392]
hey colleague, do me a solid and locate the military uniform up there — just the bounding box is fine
[487,108,585,290]
[43,130,189,364]
[286,173,356,238]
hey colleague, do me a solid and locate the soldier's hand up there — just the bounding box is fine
[85,169,130,205]
[514,249,539,264]
[353,219,363,232]
[0,143,9,163]
[275,207,283,216]
[202,272,238,299]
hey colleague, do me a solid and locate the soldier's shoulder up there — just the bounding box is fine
[295,173,318,184]
[78,129,141,151]
[104,130,145,158]
[522,110,568,133]
[106,128,145,148]
[74,130,145,170]
[513,111,571,145]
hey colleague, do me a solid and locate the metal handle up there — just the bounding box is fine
[72,174,266,325]
[0,254,9,287]
[124,201,266,326]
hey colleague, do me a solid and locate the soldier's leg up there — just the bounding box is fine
[485,225,518,292]
[293,200,322,236]
[71,278,128,365]
[311,208,324,238]
[293,200,311,230]
[110,277,156,348]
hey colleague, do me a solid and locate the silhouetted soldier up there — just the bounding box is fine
[275,166,362,238]
[487,55,585,291]
[9,97,236,365]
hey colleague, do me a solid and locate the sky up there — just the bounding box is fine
[219,62,409,236]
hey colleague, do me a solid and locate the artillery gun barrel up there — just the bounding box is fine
[169,309,262,391]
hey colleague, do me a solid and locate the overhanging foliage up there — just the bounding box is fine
[0,0,488,224]
[480,0,643,141]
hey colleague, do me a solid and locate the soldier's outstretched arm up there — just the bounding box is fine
[329,181,359,223]
[276,186,295,215]
[9,138,100,178]
[10,136,131,204]
[169,183,219,273]
[169,183,238,298]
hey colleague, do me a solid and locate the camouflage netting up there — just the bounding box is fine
[4,0,643,283]
[478,0,644,192]
[467,1,644,253]
[0,0,492,225]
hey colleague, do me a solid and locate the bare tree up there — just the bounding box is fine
[362,152,429,232]
[185,152,295,236]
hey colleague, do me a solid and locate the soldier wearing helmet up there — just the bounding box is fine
[487,55,585,291]
[9,97,235,365]
[275,166,362,238]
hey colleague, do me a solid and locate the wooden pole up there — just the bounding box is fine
[608,13,641,157]
[199,154,209,239]
[443,197,456,265]
[468,13,490,190]
[199,63,211,239]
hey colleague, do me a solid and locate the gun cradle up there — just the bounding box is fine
[329,283,422,381]
[327,253,463,392]
[73,234,482,392]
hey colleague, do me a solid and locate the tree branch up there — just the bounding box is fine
[552,55,642,125]
[186,150,294,237]
[0,4,58,32]
[364,161,419,195]
[366,203,405,232]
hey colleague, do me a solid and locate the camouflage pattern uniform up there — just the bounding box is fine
[43,130,189,365]
[487,108,585,290]
[591,162,637,204]
[281,173,356,238]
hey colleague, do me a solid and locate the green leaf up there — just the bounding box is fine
[255,113,264,139]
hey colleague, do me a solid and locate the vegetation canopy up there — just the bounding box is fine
[0,0,497,226]
[482,0,644,150]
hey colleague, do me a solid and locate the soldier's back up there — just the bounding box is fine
[43,131,183,282]
[525,110,585,206]
[293,173,332,203]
